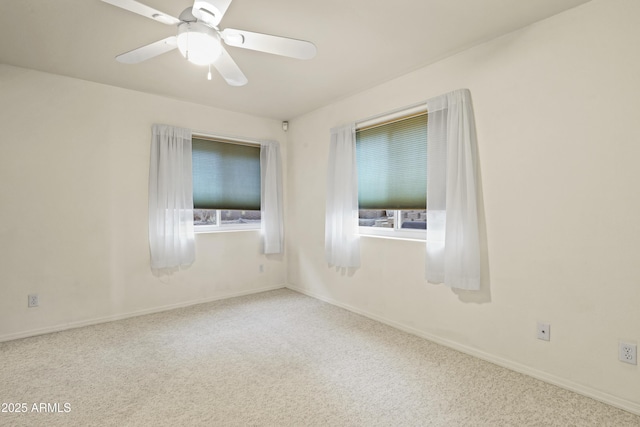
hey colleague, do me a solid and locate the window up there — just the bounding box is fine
[358,209,427,229]
[356,110,427,239]
[192,136,261,232]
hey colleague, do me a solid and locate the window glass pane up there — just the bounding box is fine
[194,209,217,226]
[192,138,261,210]
[220,210,261,225]
[398,209,427,230]
[358,209,395,228]
[356,114,427,210]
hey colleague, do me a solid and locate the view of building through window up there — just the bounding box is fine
[194,209,261,227]
[358,210,426,230]
[194,209,217,226]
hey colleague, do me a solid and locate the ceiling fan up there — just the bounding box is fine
[101,0,317,86]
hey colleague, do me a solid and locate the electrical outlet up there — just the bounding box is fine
[619,342,637,365]
[28,294,39,308]
[537,322,550,341]
[259,264,264,273]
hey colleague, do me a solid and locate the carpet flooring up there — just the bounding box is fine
[1,289,638,426]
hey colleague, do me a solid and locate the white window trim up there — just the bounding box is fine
[358,229,425,242]
[358,228,426,241]
[195,225,260,234]
[194,210,261,234]
[358,209,426,241]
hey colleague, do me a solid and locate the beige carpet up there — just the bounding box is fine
[1,289,638,426]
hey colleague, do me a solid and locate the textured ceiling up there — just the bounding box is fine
[0,0,590,120]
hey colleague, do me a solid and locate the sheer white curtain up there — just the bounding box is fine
[148,124,195,270]
[325,123,360,268]
[426,89,481,290]
[260,140,284,254]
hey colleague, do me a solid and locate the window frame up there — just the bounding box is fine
[355,104,428,241]
[192,132,262,234]
[358,210,426,241]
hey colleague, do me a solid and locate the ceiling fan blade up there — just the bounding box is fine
[212,47,248,86]
[221,28,317,60]
[192,0,232,27]
[116,36,177,64]
[101,0,180,25]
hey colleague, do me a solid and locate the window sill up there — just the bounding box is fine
[358,227,425,242]
[195,225,260,234]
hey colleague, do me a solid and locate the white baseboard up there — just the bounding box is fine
[286,284,640,416]
[0,285,286,343]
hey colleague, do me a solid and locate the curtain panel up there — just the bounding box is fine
[325,124,360,268]
[426,89,481,290]
[260,140,284,254]
[148,124,195,270]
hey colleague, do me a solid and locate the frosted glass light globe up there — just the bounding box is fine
[177,22,222,66]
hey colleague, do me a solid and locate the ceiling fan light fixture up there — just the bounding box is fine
[103,0,316,87]
[177,22,222,66]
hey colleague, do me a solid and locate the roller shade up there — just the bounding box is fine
[356,114,428,209]
[192,138,261,210]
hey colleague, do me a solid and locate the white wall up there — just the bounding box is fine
[286,0,640,413]
[1,0,638,415]
[0,64,286,341]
